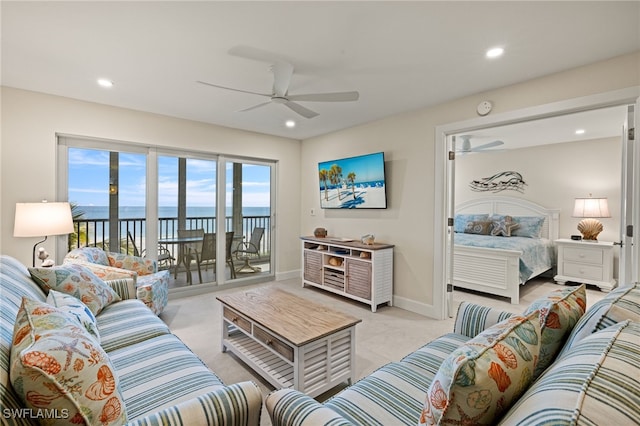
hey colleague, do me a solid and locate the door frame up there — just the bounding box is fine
[433,87,640,320]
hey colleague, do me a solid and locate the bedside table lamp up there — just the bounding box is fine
[572,195,610,241]
[14,201,75,267]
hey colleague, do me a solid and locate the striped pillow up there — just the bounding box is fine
[523,284,586,379]
[560,282,640,355]
[419,311,541,426]
[498,320,640,425]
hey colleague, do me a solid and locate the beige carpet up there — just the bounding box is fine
[161,277,605,425]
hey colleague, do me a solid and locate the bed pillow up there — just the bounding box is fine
[454,214,489,233]
[511,216,545,238]
[419,311,541,426]
[523,284,586,379]
[463,220,494,235]
[490,215,520,237]
[10,297,127,425]
[28,263,121,315]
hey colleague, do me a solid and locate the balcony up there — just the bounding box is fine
[70,215,271,287]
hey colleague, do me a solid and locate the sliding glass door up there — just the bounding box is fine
[224,158,274,282]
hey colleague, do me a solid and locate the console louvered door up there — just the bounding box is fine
[304,250,323,284]
[345,259,372,299]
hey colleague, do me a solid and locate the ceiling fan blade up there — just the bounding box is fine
[196,80,270,98]
[471,140,504,151]
[272,61,293,97]
[287,91,360,102]
[239,101,272,113]
[228,45,288,64]
[284,101,319,119]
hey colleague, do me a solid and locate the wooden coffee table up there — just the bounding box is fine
[217,287,362,397]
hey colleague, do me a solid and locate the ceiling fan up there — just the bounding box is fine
[456,135,505,154]
[197,59,359,119]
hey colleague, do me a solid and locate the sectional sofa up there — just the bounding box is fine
[0,255,262,425]
[267,282,640,425]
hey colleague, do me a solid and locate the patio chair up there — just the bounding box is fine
[234,227,264,273]
[127,231,175,271]
[178,228,204,284]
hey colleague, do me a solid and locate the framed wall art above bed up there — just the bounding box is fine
[452,196,560,304]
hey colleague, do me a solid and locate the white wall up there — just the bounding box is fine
[301,52,639,315]
[0,87,302,276]
[455,137,622,244]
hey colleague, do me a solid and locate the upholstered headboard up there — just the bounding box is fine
[456,196,560,240]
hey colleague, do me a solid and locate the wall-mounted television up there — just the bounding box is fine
[318,151,387,209]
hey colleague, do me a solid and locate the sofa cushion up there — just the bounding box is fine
[97,299,171,353]
[46,289,100,343]
[28,263,121,315]
[561,282,640,355]
[323,362,433,426]
[498,320,640,425]
[108,333,224,420]
[523,284,586,379]
[10,297,127,425]
[419,311,541,426]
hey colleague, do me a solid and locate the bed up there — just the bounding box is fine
[453,196,560,304]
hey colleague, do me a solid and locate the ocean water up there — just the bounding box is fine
[76,206,270,219]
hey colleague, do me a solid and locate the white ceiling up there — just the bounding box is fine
[1,1,638,141]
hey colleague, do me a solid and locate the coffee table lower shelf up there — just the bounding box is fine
[224,329,294,389]
[222,325,356,398]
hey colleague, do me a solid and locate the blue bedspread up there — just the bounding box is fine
[454,233,555,283]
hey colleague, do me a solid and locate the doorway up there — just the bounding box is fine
[433,88,640,320]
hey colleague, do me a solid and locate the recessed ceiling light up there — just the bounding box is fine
[486,47,504,59]
[97,78,114,88]
[575,129,586,135]
[285,120,296,128]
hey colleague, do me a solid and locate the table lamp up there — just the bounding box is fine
[14,201,75,267]
[572,195,610,241]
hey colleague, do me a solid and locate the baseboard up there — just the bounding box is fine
[275,268,301,281]
[392,294,440,319]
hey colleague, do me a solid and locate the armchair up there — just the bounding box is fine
[64,247,169,315]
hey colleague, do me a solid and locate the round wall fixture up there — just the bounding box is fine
[476,100,493,116]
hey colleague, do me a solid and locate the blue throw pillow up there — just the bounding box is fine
[511,216,545,238]
[454,214,489,233]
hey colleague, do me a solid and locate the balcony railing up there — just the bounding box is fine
[71,216,271,259]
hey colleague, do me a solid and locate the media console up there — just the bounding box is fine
[301,236,394,312]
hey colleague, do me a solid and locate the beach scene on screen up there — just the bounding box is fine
[318,152,387,209]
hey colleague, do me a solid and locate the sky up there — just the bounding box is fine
[68,148,271,207]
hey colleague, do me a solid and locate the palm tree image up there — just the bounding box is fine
[329,164,343,200]
[347,172,357,199]
[319,169,329,200]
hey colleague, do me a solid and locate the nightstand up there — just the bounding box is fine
[554,239,616,291]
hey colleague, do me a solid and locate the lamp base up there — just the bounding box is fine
[32,236,47,268]
[577,218,603,241]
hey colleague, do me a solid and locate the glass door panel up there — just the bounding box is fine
[225,160,273,282]
[158,155,217,287]
[68,147,147,256]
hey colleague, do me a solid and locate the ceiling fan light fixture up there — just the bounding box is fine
[285,120,296,128]
[486,47,504,59]
[575,129,586,135]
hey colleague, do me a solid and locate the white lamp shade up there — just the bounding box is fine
[572,197,611,218]
[14,202,75,237]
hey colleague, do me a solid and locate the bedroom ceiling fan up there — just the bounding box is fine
[455,135,505,154]
[197,58,359,119]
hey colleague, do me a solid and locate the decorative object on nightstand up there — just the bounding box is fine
[554,238,616,291]
[13,201,74,267]
[572,195,610,241]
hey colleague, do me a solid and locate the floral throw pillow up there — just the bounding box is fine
[419,311,541,426]
[29,264,120,315]
[10,297,127,425]
[46,289,101,343]
[523,284,586,379]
